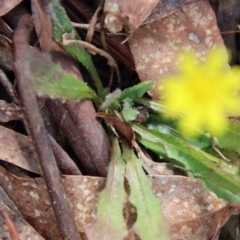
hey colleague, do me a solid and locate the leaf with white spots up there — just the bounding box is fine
[129,0,226,99]
[104,0,159,32]
[122,142,169,240]
[0,186,44,240]
[0,125,40,174]
[84,137,128,240]
[0,165,233,239]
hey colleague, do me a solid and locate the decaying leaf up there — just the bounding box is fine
[0,165,233,239]
[0,187,44,240]
[144,0,196,24]
[133,141,175,175]
[129,0,226,99]
[153,176,233,240]
[104,0,159,33]
[85,138,128,240]
[0,125,40,174]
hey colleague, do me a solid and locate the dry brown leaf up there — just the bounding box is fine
[144,0,196,24]
[0,125,40,174]
[129,0,226,99]
[0,34,13,70]
[96,112,135,146]
[0,186,44,240]
[104,0,159,33]
[0,0,23,17]
[133,141,175,175]
[0,166,233,239]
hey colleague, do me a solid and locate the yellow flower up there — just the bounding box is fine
[159,48,240,137]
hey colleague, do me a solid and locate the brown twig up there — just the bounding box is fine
[64,0,135,69]
[86,0,104,43]
[221,30,240,35]
[0,69,20,105]
[2,208,20,240]
[62,33,121,84]
[12,12,80,240]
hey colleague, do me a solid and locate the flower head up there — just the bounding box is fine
[159,48,240,136]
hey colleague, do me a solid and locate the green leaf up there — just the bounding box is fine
[146,114,211,149]
[99,89,122,110]
[25,48,96,101]
[49,0,74,42]
[134,98,165,113]
[121,99,139,122]
[217,121,240,154]
[204,147,240,176]
[132,123,240,203]
[85,137,128,240]
[119,81,153,102]
[49,0,103,96]
[122,142,169,240]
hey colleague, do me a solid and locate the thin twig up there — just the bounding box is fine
[2,208,20,240]
[221,30,240,35]
[211,136,230,162]
[0,69,20,105]
[86,0,104,43]
[12,12,80,240]
[62,33,121,85]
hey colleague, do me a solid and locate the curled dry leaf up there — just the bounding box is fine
[128,0,226,99]
[0,125,40,174]
[0,0,24,16]
[104,0,159,33]
[133,141,175,175]
[96,112,135,146]
[0,166,233,239]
